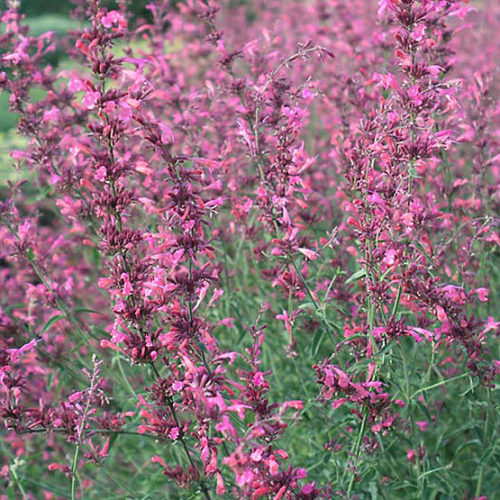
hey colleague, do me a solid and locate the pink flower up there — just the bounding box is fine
[473,288,489,302]
[68,391,82,403]
[483,317,499,334]
[42,106,60,122]
[411,24,427,42]
[416,421,428,432]
[48,463,71,475]
[101,11,126,29]
[95,166,107,182]
[298,247,318,260]
[383,249,398,266]
[435,306,447,322]
[216,471,225,495]
[82,91,101,109]
[276,310,294,341]
[282,400,303,411]
[408,85,424,106]
[68,75,84,93]
[151,456,167,468]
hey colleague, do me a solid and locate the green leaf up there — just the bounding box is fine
[409,166,420,178]
[416,400,433,422]
[10,302,27,309]
[73,307,101,315]
[310,328,326,356]
[31,185,53,202]
[369,481,378,499]
[297,302,317,311]
[40,314,66,334]
[25,248,35,262]
[90,246,101,268]
[414,242,433,264]
[345,268,366,284]
[380,265,394,282]
[47,372,54,391]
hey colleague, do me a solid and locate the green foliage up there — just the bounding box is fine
[0,92,17,132]
[25,14,81,37]
[19,0,74,16]
[0,129,27,184]
[18,0,154,19]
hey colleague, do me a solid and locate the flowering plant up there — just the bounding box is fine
[0,0,498,498]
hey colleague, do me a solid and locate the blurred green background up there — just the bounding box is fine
[18,0,151,17]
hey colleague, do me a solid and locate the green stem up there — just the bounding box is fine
[410,372,470,399]
[10,463,28,500]
[70,445,80,500]
[346,411,368,497]
[475,388,492,497]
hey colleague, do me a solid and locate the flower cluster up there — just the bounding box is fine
[0,0,498,498]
